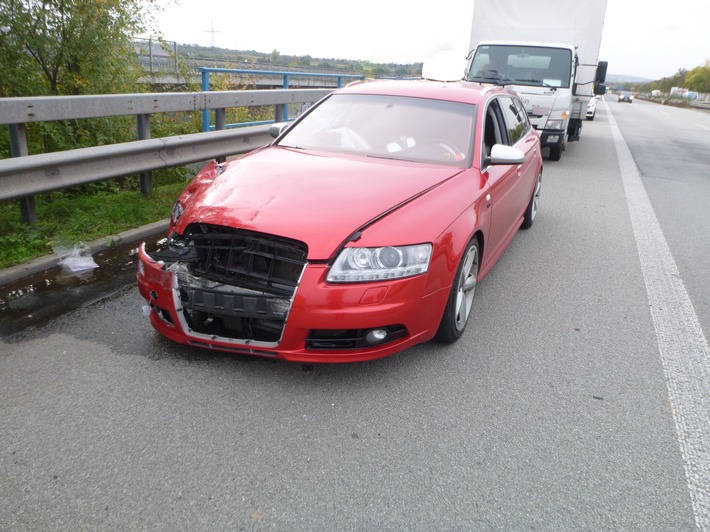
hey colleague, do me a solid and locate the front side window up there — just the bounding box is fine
[277,94,476,167]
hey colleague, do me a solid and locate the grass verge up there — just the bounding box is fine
[0,182,187,269]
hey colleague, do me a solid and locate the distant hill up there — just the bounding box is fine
[606,74,655,84]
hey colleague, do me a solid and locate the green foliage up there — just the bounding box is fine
[0,0,160,97]
[627,68,688,95]
[0,180,188,268]
[0,0,163,159]
[685,62,710,93]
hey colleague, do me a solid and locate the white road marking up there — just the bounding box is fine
[606,102,710,531]
[696,123,710,131]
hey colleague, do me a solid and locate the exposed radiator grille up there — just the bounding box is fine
[185,224,307,297]
[173,224,308,343]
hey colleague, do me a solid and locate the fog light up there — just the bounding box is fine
[547,135,559,143]
[365,328,389,344]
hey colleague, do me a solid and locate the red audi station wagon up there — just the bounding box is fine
[137,78,543,362]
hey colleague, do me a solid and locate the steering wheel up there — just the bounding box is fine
[417,138,465,161]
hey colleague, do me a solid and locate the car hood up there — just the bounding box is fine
[177,147,461,259]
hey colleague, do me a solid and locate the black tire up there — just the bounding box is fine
[521,171,542,229]
[548,146,562,161]
[435,238,480,344]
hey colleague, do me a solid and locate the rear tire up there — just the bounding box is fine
[521,171,542,229]
[435,238,480,344]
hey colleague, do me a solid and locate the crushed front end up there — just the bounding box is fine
[138,223,308,357]
[137,223,440,362]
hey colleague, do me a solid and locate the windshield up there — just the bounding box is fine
[277,94,476,167]
[467,45,573,88]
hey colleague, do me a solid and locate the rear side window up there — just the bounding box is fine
[512,97,531,134]
[499,96,528,145]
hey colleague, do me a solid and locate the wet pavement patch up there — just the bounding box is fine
[0,235,165,337]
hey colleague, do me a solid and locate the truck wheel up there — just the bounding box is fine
[548,146,562,161]
[435,238,479,344]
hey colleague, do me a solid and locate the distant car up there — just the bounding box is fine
[586,96,598,120]
[137,79,544,363]
[618,91,633,103]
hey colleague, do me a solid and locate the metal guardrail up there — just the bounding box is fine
[0,87,334,223]
[0,89,331,124]
[0,126,275,202]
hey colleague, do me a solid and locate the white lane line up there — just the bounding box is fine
[606,102,710,531]
[696,124,710,131]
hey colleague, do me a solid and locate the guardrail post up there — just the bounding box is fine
[201,69,211,132]
[274,104,285,123]
[148,38,154,73]
[137,114,152,194]
[281,74,290,120]
[215,108,226,163]
[9,123,38,224]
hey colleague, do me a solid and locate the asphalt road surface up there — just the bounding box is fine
[1,97,708,531]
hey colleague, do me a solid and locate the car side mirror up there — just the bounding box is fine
[489,144,525,166]
[269,122,290,139]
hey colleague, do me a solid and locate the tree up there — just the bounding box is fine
[0,0,161,97]
[0,0,163,158]
[685,61,710,93]
[655,68,687,95]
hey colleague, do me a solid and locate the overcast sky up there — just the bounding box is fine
[153,0,709,81]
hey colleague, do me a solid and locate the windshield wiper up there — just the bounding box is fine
[466,70,513,86]
[365,153,404,161]
[513,78,559,89]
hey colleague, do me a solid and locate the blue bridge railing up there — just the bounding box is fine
[199,68,363,131]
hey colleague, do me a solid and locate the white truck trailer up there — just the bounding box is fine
[465,0,608,160]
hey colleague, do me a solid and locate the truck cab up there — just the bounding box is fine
[466,41,578,161]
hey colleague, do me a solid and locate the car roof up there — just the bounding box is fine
[336,79,517,105]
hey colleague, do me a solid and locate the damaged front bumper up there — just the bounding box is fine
[136,243,447,363]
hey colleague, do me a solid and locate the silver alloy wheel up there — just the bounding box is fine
[454,244,479,331]
[530,173,542,221]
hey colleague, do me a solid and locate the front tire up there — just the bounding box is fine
[521,171,542,229]
[435,238,480,344]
